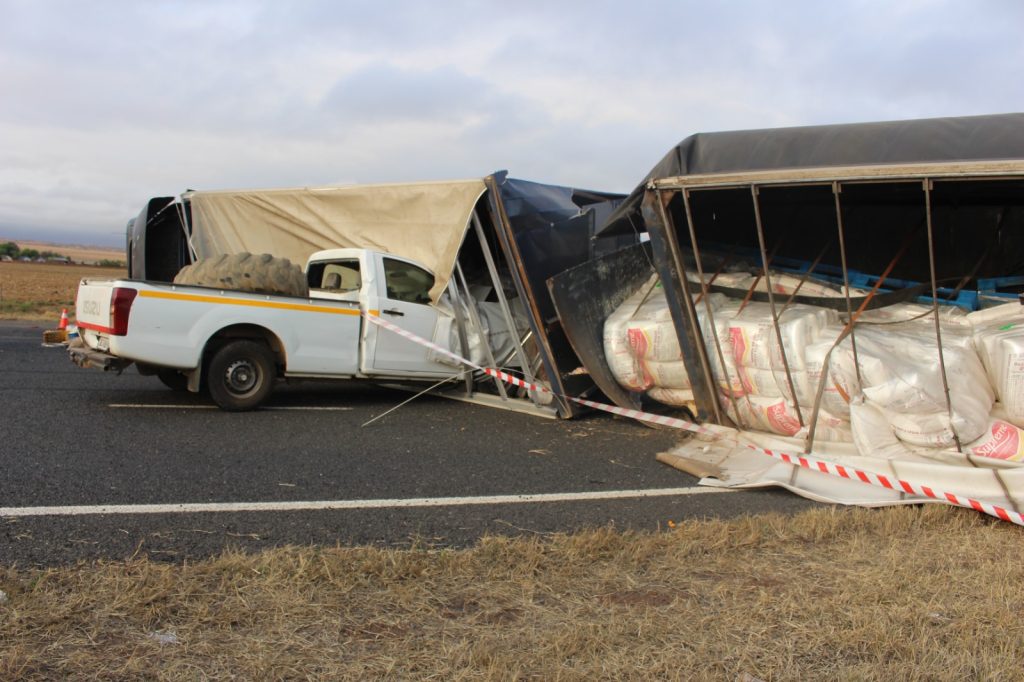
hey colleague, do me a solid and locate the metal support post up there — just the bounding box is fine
[750,185,804,427]
[444,275,476,397]
[681,189,741,425]
[649,189,722,424]
[923,179,962,453]
[470,211,545,407]
[455,261,509,400]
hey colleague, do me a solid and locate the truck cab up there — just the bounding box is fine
[305,248,461,377]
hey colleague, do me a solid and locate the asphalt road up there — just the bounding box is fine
[0,320,817,565]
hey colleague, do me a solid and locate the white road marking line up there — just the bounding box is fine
[107,404,353,411]
[108,404,218,409]
[267,406,353,411]
[0,487,734,518]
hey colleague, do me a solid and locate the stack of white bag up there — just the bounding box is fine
[603,277,725,407]
[710,299,1009,454]
[850,397,1024,464]
[970,303,1024,427]
[707,302,853,441]
[839,321,993,447]
[603,276,1024,463]
[838,304,1024,465]
[712,271,850,299]
[603,276,853,440]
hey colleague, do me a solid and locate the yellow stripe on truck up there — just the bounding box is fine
[138,289,375,316]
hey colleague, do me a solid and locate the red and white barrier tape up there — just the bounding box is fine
[363,311,1024,526]
[364,312,719,436]
[746,444,1024,525]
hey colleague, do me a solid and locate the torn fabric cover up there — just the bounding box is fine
[599,112,1024,237]
[663,429,1024,514]
[188,179,487,303]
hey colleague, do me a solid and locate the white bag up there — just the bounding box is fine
[972,312,1024,427]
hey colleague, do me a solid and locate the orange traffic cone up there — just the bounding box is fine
[58,308,69,330]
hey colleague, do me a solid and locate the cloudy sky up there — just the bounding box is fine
[2,1,1022,246]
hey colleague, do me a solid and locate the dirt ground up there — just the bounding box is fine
[0,261,125,320]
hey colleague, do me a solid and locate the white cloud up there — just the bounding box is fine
[0,0,1022,244]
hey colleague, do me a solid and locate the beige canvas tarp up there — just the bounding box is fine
[187,179,488,303]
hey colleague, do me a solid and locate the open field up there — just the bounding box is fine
[0,261,125,320]
[2,505,1020,680]
[2,238,123,265]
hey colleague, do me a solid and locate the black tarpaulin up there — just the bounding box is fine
[494,174,624,322]
[599,112,1024,236]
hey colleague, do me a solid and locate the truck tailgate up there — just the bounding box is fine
[76,281,116,331]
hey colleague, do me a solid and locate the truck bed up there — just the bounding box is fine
[75,278,364,376]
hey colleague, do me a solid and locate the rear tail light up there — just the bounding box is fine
[109,287,138,335]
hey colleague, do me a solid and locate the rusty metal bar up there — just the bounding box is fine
[651,160,1024,191]
[737,274,763,314]
[923,179,962,454]
[654,190,723,423]
[832,182,861,389]
[780,240,833,314]
[470,210,536,395]
[694,250,734,306]
[750,185,804,427]
[643,189,721,423]
[850,224,922,323]
[681,188,742,426]
[802,188,852,452]
[736,241,782,314]
[483,180,570,416]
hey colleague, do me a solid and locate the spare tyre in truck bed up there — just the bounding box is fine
[173,253,308,297]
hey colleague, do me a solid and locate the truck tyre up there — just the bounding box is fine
[207,340,276,411]
[173,253,308,298]
[157,369,189,392]
[135,362,159,376]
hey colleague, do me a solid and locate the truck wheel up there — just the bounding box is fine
[157,369,189,392]
[173,253,308,298]
[207,341,276,411]
[135,362,159,376]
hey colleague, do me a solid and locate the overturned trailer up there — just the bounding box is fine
[552,113,1024,511]
[124,173,625,417]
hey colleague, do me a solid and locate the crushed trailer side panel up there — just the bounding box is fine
[486,173,628,417]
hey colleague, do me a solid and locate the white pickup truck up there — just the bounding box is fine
[70,248,481,411]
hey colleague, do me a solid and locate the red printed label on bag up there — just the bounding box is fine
[626,328,654,389]
[971,421,1024,461]
[627,327,648,357]
[766,401,801,436]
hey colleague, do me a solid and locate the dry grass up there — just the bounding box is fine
[2,504,1022,680]
[0,262,125,320]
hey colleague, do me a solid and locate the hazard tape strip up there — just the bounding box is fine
[364,311,718,436]
[369,310,486,372]
[363,311,1024,527]
[744,444,1024,525]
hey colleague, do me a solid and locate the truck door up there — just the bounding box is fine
[363,254,459,377]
